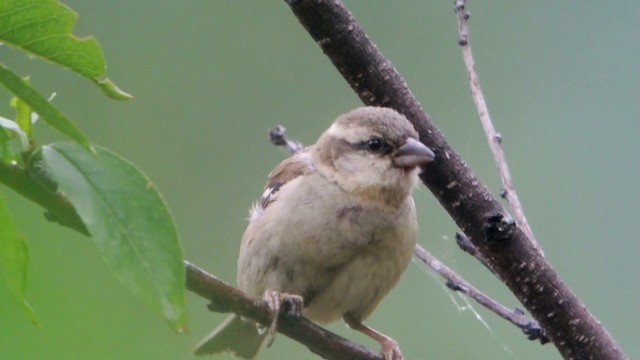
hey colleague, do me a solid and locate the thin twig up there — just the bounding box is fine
[453,1,540,254]
[454,231,497,276]
[269,125,304,154]
[413,245,549,343]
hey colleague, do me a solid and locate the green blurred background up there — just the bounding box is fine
[0,1,638,359]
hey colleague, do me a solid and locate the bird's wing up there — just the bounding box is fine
[258,151,313,210]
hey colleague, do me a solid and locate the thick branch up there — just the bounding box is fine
[285,1,626,359]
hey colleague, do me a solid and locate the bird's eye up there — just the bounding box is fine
[366,137,391,154]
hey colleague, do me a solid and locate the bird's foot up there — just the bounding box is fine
[344,315,404,360]
[257,291,304,348]
[256,290,279,346]
[281,293,304,316]
[379,337,404,360]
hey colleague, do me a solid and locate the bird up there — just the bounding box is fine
[194,106,435,360]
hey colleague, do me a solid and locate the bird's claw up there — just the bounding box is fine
[257,291,304,348]
[380,338,404,360]
[256,291,280,347]
[282,293,303,316]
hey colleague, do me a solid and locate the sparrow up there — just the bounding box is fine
[194,106,435,359]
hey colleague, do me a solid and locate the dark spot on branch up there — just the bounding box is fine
[455,231,477,255]
[207,299,230,313]
[523,321,551,344]
[268,125,303,154]
[269,125,288,146]
[514,307,525,316]
[482,212,516,244]
[446,280,465,292]
[500,188,508,199]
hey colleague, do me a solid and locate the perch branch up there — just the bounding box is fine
[454,1,538,253]
[0,161,88,235]
[284,0,626,359]
[0,161,383,360]
[185,262,383,360]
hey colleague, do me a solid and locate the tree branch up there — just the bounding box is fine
[284,0,627,359]
[453,1,539,253]
[185,261,383,360]
[0,2,627,359]
[0,161,383,360]
[413,245,548,343]
[0,160,89,235]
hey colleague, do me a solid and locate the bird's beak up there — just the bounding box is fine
[392,138,435,168]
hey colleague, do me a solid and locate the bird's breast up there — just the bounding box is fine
[237,171,418,324]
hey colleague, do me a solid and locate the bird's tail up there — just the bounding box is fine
[193,315,266,358]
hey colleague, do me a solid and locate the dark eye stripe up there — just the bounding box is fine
[357,137,392,154]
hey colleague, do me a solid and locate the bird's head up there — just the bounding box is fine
[311,107,435,207]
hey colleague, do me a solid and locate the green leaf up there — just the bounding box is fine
[41,143,187,331]
[0,0,131,100]
[10,93,33,141]
[0,192,40,326]
[0,114,27,164]
[94,78,134,100]
[0,126,20,164]
[0,63,91,151]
